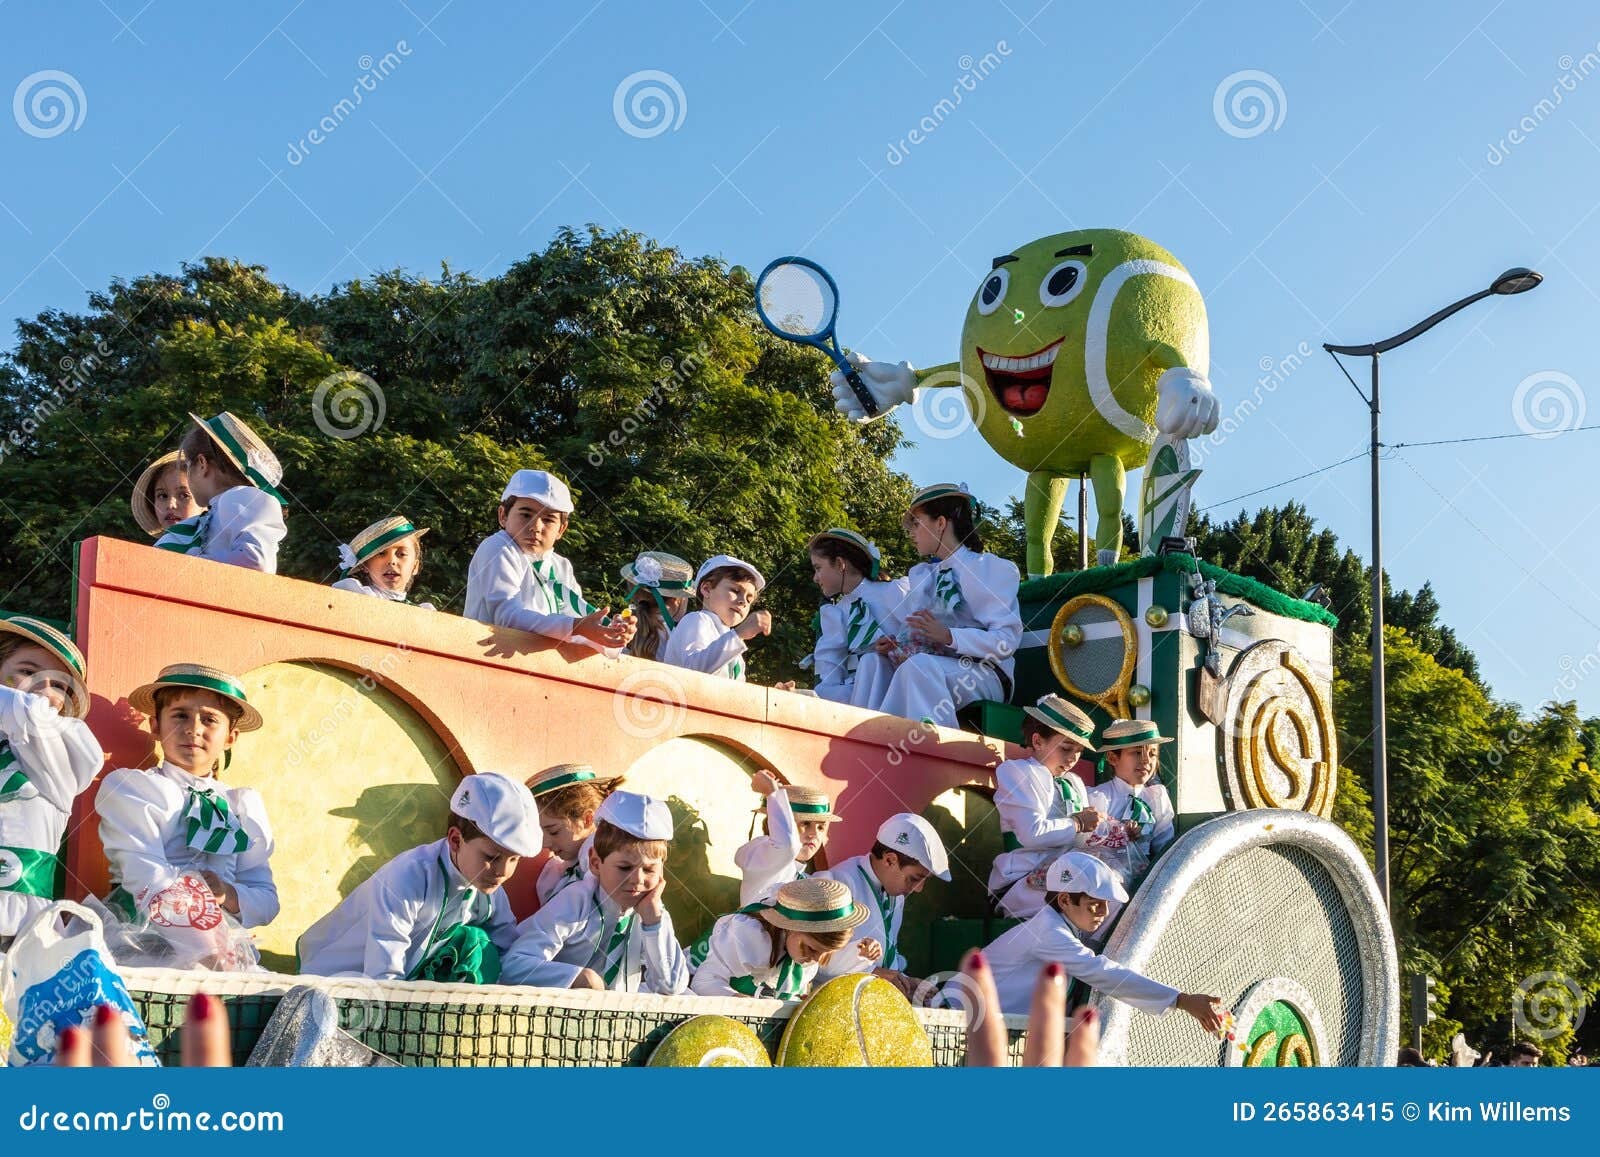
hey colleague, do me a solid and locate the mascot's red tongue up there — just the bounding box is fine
[987,361,1052,414]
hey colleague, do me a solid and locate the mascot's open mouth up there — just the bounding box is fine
[978,339,1062,416]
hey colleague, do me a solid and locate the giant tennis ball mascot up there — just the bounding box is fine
[832,229,1219,577]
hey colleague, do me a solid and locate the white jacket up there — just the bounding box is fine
[988,756,1092,896]
[691,911,818,999]
[464,532,587,642]
[153,485,285,573]
[296,838,518,979]
[733,788,805,907]
[534,835,594,906]
[661,609,746,680]
[984,902,1179,1017]
[901,547,1022,681]
[811,577,913,699]
[816,853,902,978]
[500,874,689,993]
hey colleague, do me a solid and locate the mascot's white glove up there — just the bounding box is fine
[829,352,917,421]
[1154,366,1220,440]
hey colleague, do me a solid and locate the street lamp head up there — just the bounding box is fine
[1491,267,1542,295]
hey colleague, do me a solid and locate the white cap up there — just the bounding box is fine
[875,813,950,881]
[1044,851,1129,903]
[450,772,542,858]
[595,789,674,841]
[500,470,574,513]
[693,554,766,594]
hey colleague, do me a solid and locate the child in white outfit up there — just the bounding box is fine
[153,412,286,573]
[524,762,623,906]
[1083,718,1177,896]
[330,516,435,609]
[661,555,770,681]
[795,528,910,706]
[691,877,872,1000]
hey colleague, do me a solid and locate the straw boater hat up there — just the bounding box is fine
[128,663,263,733]
[619,551,695,597]
[757,782,839,822]
[810,528,882,579]
[525,762,622,799]
[1098,718,1174,752]
[339,516,429,576]
[0,615,89,718]
[130,451,189,538]
[908,481,975,510]
[760,877,869,934]
[1022,694,1098,751]
[189,411,285,505]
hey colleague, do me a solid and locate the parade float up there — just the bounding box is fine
[29,228,1396,1067]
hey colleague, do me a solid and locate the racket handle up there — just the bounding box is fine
[844,368,881,418]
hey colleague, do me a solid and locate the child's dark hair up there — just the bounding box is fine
[1508,1041,1543,1062]
[0,636,27,665]
[448,813,486,843]
[1045,890,1090,913]
[807,534,886,580]
[906,494,983,553]
[697,565,757,601]
[179,426,247,488]
[593,818,669,863]
[499,495,569,522]
[1022,716,1075,748]
[625,591,672,661]
[869,840,927,872]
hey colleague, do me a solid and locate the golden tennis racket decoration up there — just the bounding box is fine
[1219,639,1338,817]
[1047,594,1138,718]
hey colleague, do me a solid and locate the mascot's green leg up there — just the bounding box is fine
[1023,471,1070,579]
[1089,453,1126,565]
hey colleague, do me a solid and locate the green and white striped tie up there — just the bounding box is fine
[154,511,210,555]
[728,655,744,680]
[934,566,963,613]
[602,911,634,988]
[0,741,30,801]
[532,559,590,616]
[844,597,882,653]
[1057,775,1086,811]
[1129,792,1154,827]
[180,787,250,855]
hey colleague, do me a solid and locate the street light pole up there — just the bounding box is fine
[1324,266,1543,913]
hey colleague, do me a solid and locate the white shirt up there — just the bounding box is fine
[153,485,286,573]
[988,756,1092,895]
[734,788,805,907]
[985,903,1179,1017]
[902,547,1023,679]
[297,838,518,980]
[690,911,819,999]
[1086,776,1176,877]
[661,609,746,680]
[96,761,278,928]
[330,577,436,611]
[816,853,902,978]
[812,577,913,692]
[464,532,586,643]
[533,835,594,906]
[500,873,689,993]
[0,686,104,935]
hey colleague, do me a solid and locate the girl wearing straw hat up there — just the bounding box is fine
[790,528,911,706]
[96,664,277,967]
[862,483,1023,727]
[691,877,876,999]
[524,762,624,905]
[0,616,101,947]
[988,694,1106,919]
[619,551,695,662]
[130,451,202,539]
[1083,719,1177,927]
[154,412,287,573]
[330,516,436,609]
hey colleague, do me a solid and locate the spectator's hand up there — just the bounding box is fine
[1176,992,1225,1033]
[57,995,231,1067]
[200,870,239,916]
[574,607,630,648]
[751,770,781,798]
[735,610,773,640]
[905,610,952,647]
[960,950,1099,1067]
[1074,807,1103,833]
[855,937,883,964]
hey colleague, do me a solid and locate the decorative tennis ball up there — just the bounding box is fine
[776,975,934,1067]
[648,1015,772,1067]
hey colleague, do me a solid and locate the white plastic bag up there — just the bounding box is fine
[88,874,260,972]
[1,900,158,1066]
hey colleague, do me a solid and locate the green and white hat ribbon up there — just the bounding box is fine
[190,411,285,505]
[129,663,264,733]
[1024,694,1098,749]
[761,877,870,933]
[181,786,251,855]
[815,528,882,579]
[1099,718,1172,749]
[340,516,427,575]
[910,481,975,509]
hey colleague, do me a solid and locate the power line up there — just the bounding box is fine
[1197,451,1367,512]
[1390,422,1600,450]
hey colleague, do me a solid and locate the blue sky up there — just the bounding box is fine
[2,0,1597,716]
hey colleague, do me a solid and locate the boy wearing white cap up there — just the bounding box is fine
[982,850,1222,1030]
[297,772,539,983]
[989,694,1104,918]
[1084,719,1177,885]
[816,812,949,997]
[500,790,689,993]
[464,469,634,652]
[154,412,287,573]
[691,877,873,999]
[661,555,771,681]
[1,616,102,948]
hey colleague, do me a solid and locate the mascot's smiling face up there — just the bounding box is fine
[956,228,1208,475]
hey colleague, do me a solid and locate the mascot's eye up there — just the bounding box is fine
[976,267,1010,315]
[1039,260,1088,307]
